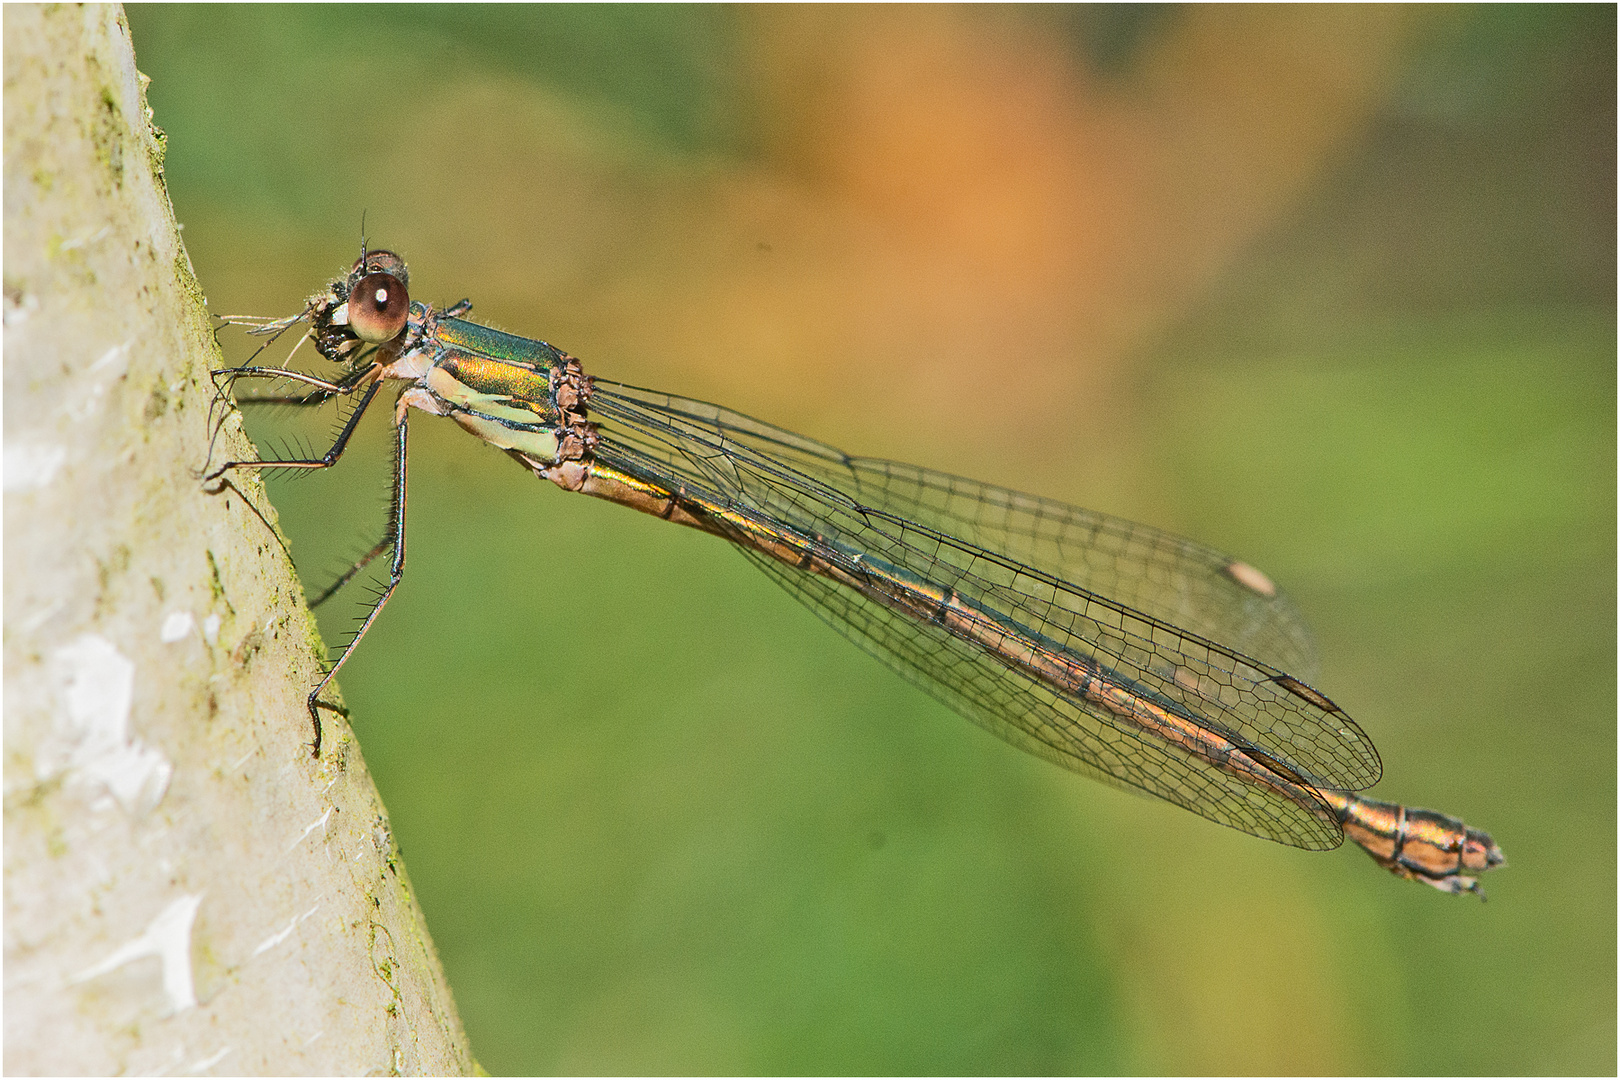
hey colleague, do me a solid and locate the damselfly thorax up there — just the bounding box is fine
[206,248,1505,898]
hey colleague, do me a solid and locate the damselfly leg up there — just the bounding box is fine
[205,351,408,756]
[204,370,384,482]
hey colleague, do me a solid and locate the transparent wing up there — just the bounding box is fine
[829,459,1320,683]
[592,384,1318,677]
[587,381,1378,849]
[737,545,1345,849]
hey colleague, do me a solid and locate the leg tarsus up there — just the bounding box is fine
[308,694,323,757]
[307,694,353,757]
[304,415,409,758]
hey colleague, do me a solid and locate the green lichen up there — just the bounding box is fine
[92,83,125,187]
[205,548,235,615]
[172,247,212,342]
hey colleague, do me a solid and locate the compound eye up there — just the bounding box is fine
[348,271,409,342]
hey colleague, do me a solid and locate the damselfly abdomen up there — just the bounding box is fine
[206,248,1505,897]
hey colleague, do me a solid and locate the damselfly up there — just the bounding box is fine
[206,248,1505,897]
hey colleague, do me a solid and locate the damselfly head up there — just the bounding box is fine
[350,249,409,289]
[329,249,411,345]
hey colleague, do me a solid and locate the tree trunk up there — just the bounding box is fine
[3,6,475,1073]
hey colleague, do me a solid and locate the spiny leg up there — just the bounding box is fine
[217,363,407,609]
[204,358,391,581]
[309,533,394,609]
[204,318,318,445]
[203,359,380,479]
[304,412,410,756]
[203,376,384,485]
[211,360,377,414]
[204,371,398,754]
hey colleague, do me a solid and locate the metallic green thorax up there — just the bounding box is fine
[401,310,576,464]
[436,316,565,370]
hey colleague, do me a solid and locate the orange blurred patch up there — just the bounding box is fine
[329,7,1430,469]
[670,7,1423,438]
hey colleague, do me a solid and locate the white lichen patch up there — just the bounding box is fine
[37,633,172,814]
[4,441,68,491]
[160,611,196,643]
[72,893,203,1012]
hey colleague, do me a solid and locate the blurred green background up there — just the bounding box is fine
[128,6,1613,1074]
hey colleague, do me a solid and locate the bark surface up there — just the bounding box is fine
[3,6,475,1074]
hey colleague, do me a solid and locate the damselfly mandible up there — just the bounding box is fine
[205,248,1505,898]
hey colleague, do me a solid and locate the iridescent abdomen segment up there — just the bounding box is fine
[1323,790,1505,895]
